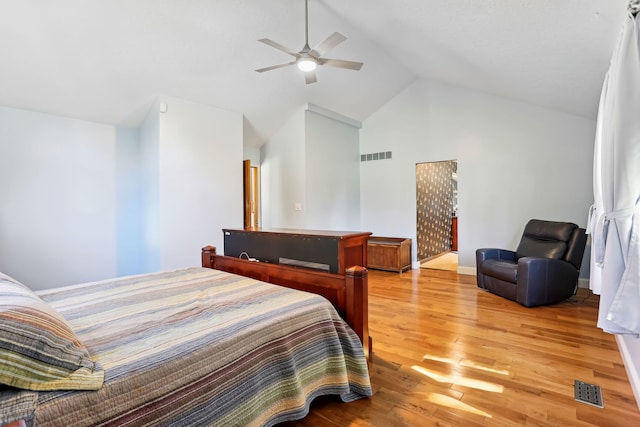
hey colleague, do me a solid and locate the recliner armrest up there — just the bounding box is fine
[476,248,516,289]
[516,257,579,307]
[476,248,516,263]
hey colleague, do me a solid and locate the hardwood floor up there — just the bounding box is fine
[420,252,458,272]
[282,268,640,426]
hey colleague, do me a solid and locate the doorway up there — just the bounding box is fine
[415,160,458,271]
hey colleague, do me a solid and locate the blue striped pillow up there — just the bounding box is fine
[0,272,104,391]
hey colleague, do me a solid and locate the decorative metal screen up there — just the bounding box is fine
[416,160,457,260]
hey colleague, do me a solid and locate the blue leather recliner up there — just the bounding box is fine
[476,219,587,307]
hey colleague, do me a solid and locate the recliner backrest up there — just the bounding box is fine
[515,219,577,261]
[564,227,588,269]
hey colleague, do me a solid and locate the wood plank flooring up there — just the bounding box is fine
[281,268,640,426]
[420,252,458,272]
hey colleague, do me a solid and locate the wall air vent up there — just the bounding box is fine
[361,151,392,162]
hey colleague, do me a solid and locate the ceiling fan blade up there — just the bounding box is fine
[255,61,296,73]
[304,70,318,85]
[258,38,299,57]
[309,32,346,57]
[318,58,363,71]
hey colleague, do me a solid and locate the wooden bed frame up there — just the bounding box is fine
[201,246,371,359]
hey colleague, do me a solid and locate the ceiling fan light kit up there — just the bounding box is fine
[256,0,363,84]
[297,56,317,72]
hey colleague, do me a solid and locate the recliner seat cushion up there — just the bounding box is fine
[480,259,518,283]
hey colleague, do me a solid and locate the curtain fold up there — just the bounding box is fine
[587,5,640,335]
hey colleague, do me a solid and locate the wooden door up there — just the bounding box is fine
[243,160,260,228]
[243,160,251,228]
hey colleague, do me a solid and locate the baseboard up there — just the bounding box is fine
[578,277,590,289]
[616,335,640,411]
[457,266,476,276]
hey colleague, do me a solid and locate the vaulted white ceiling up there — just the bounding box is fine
[0,0,629,147]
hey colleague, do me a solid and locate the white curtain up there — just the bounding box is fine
[587,4,640,335]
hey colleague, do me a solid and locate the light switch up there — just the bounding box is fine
[294,202,302,211]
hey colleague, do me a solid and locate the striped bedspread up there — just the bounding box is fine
[0,267,371,426]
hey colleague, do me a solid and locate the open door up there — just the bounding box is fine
[243,160,260,228]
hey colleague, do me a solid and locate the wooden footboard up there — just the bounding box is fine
[202,246,371,359]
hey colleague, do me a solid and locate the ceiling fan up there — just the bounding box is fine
[255,0,363,84]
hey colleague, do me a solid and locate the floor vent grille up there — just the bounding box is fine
[574,380,604,408]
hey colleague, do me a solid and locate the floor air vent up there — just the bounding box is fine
[574,380,604,408]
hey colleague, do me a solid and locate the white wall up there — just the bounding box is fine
[0,97,243,288]
[139,101,161,273]
[157,96,243,269]
[260,108,306,229]
[244,145,261,166]
[360,79,596,272]
[115,126,143,276]
[260,105,361,231]
[305,110,360,230]
[0,106,118,289]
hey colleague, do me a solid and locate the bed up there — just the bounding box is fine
[0,248,372,426]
